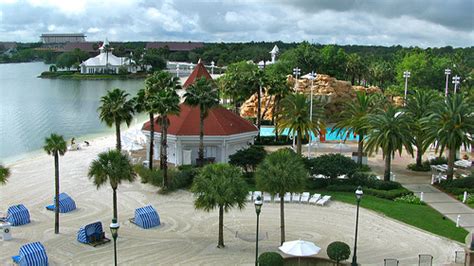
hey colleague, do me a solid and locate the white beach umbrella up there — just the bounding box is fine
[279,240,321,257]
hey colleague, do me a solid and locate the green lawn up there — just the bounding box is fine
[316,190,468,243]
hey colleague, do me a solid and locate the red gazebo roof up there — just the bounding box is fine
[183,59,213,88]
[142,104,258,136]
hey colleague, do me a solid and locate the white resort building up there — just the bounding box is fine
[80,38,139,74]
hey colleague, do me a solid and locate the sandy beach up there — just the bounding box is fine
[0,129,463,265]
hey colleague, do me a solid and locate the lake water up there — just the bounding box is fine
[260,126,358,141]
[0,62,145,163]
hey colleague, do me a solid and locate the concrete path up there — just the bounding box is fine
[367,152,474,234]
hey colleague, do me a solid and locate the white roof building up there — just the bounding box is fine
[80,38,140,74]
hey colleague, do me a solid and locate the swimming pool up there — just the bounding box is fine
[259,127,358,141]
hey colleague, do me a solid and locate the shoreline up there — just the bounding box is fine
[3,117,148,167]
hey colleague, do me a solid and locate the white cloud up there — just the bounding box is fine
[0,0,472,47]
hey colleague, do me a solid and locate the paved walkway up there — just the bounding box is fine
[367,152,474,235]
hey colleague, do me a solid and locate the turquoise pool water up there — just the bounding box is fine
[260,127,358,141]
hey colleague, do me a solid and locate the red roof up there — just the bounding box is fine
[183,59,213,88]
[142,104,258,136]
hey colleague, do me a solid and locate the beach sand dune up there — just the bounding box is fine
[0,134,462,265]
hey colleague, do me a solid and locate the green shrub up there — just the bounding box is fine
[429,156,448,165]
[395,194,425,205]
[364,188,411,200]
[229,145,267,174]
[258,252,283,266]
[171,165,199,189]
[327,184,357,192]
[457,194,474,204]
[305,153,358,179]
[348,171,377,186]
[407,162,430,172]
[327,241,351,264]
[356,164,372,172]
[306,178,330,189]
[368,180,402,190]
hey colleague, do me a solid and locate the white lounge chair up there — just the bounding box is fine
[254,191,262,200]
[263,193,272,202]
[309,194,321,204]
[316,195,331,206]
[247,192,253,202]
[274,193,281,203]
[300,192,310,203]
[283,193,291,202]
[291,193,301,203]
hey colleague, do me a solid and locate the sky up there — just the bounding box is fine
[0,0,473,47]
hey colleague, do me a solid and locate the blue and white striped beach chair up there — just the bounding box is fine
[77,221,110,247]
[45,193,76,213]
[12,241,48,266]
[7,204,30,226]
[131,205,161,229]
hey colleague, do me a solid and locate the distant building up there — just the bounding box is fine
[80,38,140,74]
[145,42,204,52]
[40,33,86,44]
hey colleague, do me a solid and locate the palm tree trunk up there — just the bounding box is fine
[357,134,364,166]
[159,117,165,170]
[296,130,302,155]
[198,109,205,166]
[351,75,355,85]
[280,196,285,245]
[112,187,118,220]
[446,147,456,181]
[233,96,239,114]
[149,113,154,170]
[273,97,280,141]
[115,118,121,151]
[54,152,60,234]
[384,153,391,181]
[162,116,169,188]
[218,205,225,248]
[416,147,423,168]
[257,87,262,141]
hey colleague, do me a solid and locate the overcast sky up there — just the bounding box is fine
[0,0,473,47]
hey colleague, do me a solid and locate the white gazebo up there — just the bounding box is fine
[141,60,258,165]
[142,104,258,165]
[80,38,139,74]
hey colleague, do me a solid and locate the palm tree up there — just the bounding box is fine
[364,106,414,181]
[255,148,307,244]
[184,77,220,166]
[247,67,267,140]
[422,94,474,180]
[405,89,440,167]
[276,93,325,155]
[267,74,291,141]
[333,91,376,166]
[135,71,180,171]
[0,164,10,184]
[43,133,67,234]
[88,150,136,220]
[192,163,247,248]
[98,88,135,151]
[155,81,181,189]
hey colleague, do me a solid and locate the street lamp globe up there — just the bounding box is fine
[258,61,265,70]
[254,196,263,215]
[110,218,120,239]
[445,68,451,75]
[355,186,363,201]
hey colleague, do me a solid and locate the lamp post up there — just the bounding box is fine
[308,71,316,158]
[211,61,215,75]
[254,196,263,266]
[351,186,363,266]
[176,63,180,78]
[444,68,451,98]
[403,71,410,106]
[110,218,120,266]
[452,75,460,94]
[293,67,301,89]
